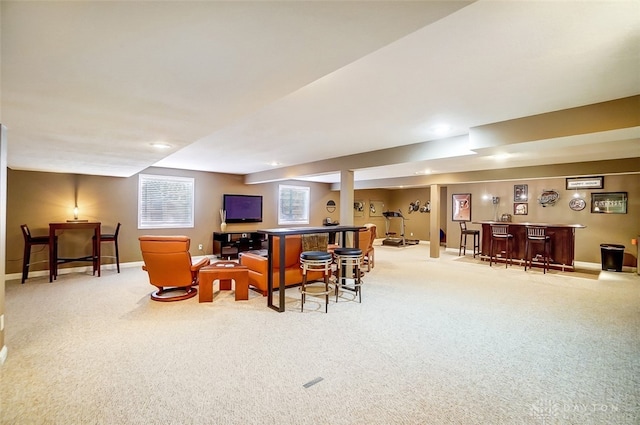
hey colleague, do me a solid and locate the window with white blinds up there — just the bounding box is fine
[278,184,310,225]
[138,174,194,229]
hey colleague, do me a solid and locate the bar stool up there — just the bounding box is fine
[93,222,121,273]
[21,224,57,283]
[489,224,513,268]
[333,247,364,304]
[525,226,551,273]
[458,221,480,257]
[299,251,333,313]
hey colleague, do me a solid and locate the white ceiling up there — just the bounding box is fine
[2,1,639,184]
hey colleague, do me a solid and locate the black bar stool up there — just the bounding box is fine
[489,224,513,267]
[525,226,551,273]
[299,251,333,313]
[458,221,480,257]
[333,247,364,304]
[93,222,121,273]
[21,224,57,283]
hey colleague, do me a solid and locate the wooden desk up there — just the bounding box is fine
[473,221,585,271]
[49,221,101,282]
[258,225,365,312]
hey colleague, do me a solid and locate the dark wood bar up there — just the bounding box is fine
[473,221,586,271]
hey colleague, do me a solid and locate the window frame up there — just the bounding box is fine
[138,174,195,229]
[278,184,310,225]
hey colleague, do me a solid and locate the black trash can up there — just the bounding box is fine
[600,244,625,272]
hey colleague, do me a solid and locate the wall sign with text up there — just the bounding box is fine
[566,176,604,190]
[591,192,627,214]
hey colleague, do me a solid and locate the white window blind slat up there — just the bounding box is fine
[138,174,194,229]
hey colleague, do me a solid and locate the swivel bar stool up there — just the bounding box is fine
[489,224,513,268]
[333,247,364,304]
[524,226,551,273]
[299,251,334,313]
[299,233,333,313]
[458,221,480,257]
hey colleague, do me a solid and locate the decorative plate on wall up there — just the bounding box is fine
[569,197,586,211]
[538,189,560,207]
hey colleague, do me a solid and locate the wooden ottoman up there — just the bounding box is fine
[198,261,249,302]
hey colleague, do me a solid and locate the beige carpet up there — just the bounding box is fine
[1,243,638,425]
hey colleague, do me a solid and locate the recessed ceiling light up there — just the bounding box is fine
[269,161,281,167]
[415,169,432,175]
[430,124,452,136]
[150,142,172,149]
[491,153,510,161]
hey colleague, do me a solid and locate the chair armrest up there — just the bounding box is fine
[191,257,211,272]
[239,253,268,275]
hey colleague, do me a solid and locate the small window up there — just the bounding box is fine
[278,185,310,225]
[138,174,194,229]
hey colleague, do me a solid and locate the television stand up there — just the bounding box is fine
[213,231,267,259]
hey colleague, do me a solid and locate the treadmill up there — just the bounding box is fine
[382,210,419,247]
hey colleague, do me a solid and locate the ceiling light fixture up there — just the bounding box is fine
[150,142,172,149]
[430,124,452,136]
[415,169,432,175]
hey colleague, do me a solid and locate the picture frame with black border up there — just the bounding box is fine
[591,192,627,214]
[566,176,604,190]
[514,184,528,202]
[514,202,528,215]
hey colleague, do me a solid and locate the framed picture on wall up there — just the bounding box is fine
[566,176,604,190]
[369,200,384,217]
[591,192,627,214]
[514,184,528,202]
[514,202,528,215]
[452,193,471,221]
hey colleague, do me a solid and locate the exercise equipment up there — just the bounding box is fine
[382,210,419,247]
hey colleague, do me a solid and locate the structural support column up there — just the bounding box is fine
[339,170,355,226]
[429,184,440,258]
[339,170,355,247]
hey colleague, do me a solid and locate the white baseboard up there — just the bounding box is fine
[0,345,7,365]
[4,260,145,282]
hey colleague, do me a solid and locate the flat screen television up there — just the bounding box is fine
[223,194,263,223]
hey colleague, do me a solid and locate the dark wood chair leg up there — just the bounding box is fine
[22,243,31,283]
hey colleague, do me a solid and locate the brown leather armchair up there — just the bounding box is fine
[359,224,377,271]
[239,235,324,296]
[139,236,210,301]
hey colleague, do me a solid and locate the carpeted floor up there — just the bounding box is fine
[1,243,638,424]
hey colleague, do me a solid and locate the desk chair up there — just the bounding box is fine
[489,224,513,267]
[524,226,551,273]
[94,222,121,273]
[458,221,480,257]
[21,224,57,283]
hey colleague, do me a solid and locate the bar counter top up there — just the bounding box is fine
[473,220,585,229]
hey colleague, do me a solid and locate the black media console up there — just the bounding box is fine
[212,232,267,259]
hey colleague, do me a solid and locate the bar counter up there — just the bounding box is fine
[472,221,586,271]
[258,225,365,312]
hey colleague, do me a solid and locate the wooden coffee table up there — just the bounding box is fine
[198,261,249,303]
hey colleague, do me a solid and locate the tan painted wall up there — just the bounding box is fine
[5,167,334,275]
[445,174,639,264]
[6,168,639,276]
